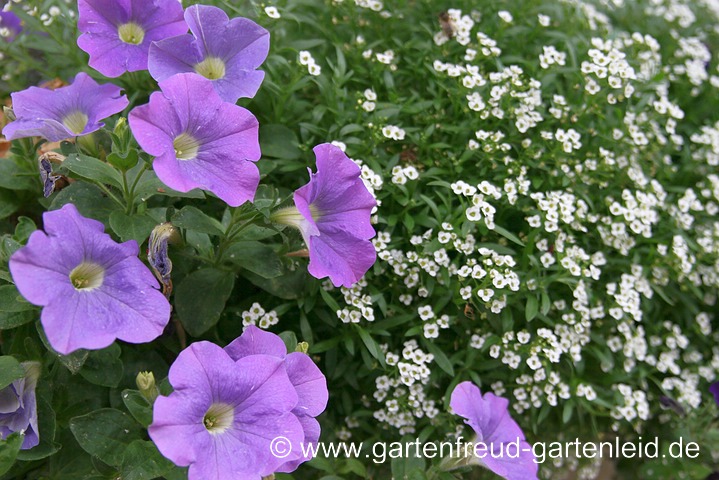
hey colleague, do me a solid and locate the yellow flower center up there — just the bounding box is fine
[69,262,105,291]
[118,22,145,45]
[62,111,89,135]
[173,133,201,160]
[194,57,226,80]
[270,205,321,228]
[203,403,234,434]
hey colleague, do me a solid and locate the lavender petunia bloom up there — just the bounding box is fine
[449,381,538,480]
[225,326,328,473]
[0,10,22,42]
[272,144,377,288]
[148,4,269,103]
[711,382,719,406]
[77,0,187,78]
[8,204,171,355]
[129,73,261,207]
[0,362,40,450]
[2,72,128,142]
[149,341,304,480]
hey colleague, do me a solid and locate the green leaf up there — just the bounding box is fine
[63,154,123,189]
[243,267,310,300]
[69,408,143,467]
[525,295,539,322]
[223,242,283,278]
[107,149,139,172]
[109,211,156,245]
[0,433,23,476]
[0,285,35,313]
[79,343,123,387]
[493,224,525,247]
[119,440,175,480]
[259,124,301,160]
[172,206,225,236]
[50,182,116,223]
[131,170,204,203]
[355,327,385,367]
[13,217,36,243]
[0,160,37,191]
[0,356,24,390]
[0,310,35,330]
[121,390,153,428]
[0,190,21,221]
[175,268,235,336]
[422,339,455,376]
[36,323,88,374]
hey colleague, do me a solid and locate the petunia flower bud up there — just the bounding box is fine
[294,342,309,354]
[136,371,159,404]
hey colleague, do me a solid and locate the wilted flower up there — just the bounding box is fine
[77,0,187,77]
[225,326,328,472]
[149,341,304,479]
[148,4,269,103]
[2,73,128,142]
[271,143,377,287]
[0,362,40,450]
[147,222,179,297]
[8,204,171,355]
[129,73,260,206]
[447,381,538,480]
[38,152,68,198]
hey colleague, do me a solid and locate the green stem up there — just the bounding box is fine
[213,210,262,265]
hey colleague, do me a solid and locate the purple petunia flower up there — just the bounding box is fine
[148,4,269,103]
[449,381,538,480]
[2,72,128,142]
[128,73,261,207]
[8,204,171,355]
[711,382,719,406]
[225,326,328,473]
[149,341,305,480]
[77,0,187,78]
[0,362,40,450]
[0,10,22,42]
[271,144,377,288]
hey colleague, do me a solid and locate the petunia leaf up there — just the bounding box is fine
[109,211,157,245]
[0,285,35,313]
[175,268,235,336]
[0,356,25,390]
[0,432,23,476]
[171,206,225,236]
[69,409,143,467]
[119,440,175,480]
[259,124,301,160]
[223,241,283,278]
[62,154,124,189]
[79,343,123,388]
[121,390,153,428]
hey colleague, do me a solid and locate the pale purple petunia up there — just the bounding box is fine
[148,4,269,103]
[272,144,377,288]
[128,73,261,207]
[0,362,40,450]
[149,341,305,480]
[450,381,538,480]
[225,326,328,473]
[711,382,719,406]
[0,10,22,42]
[2,72,128,142]
[77,0,187,78]
[8,204,171,355]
